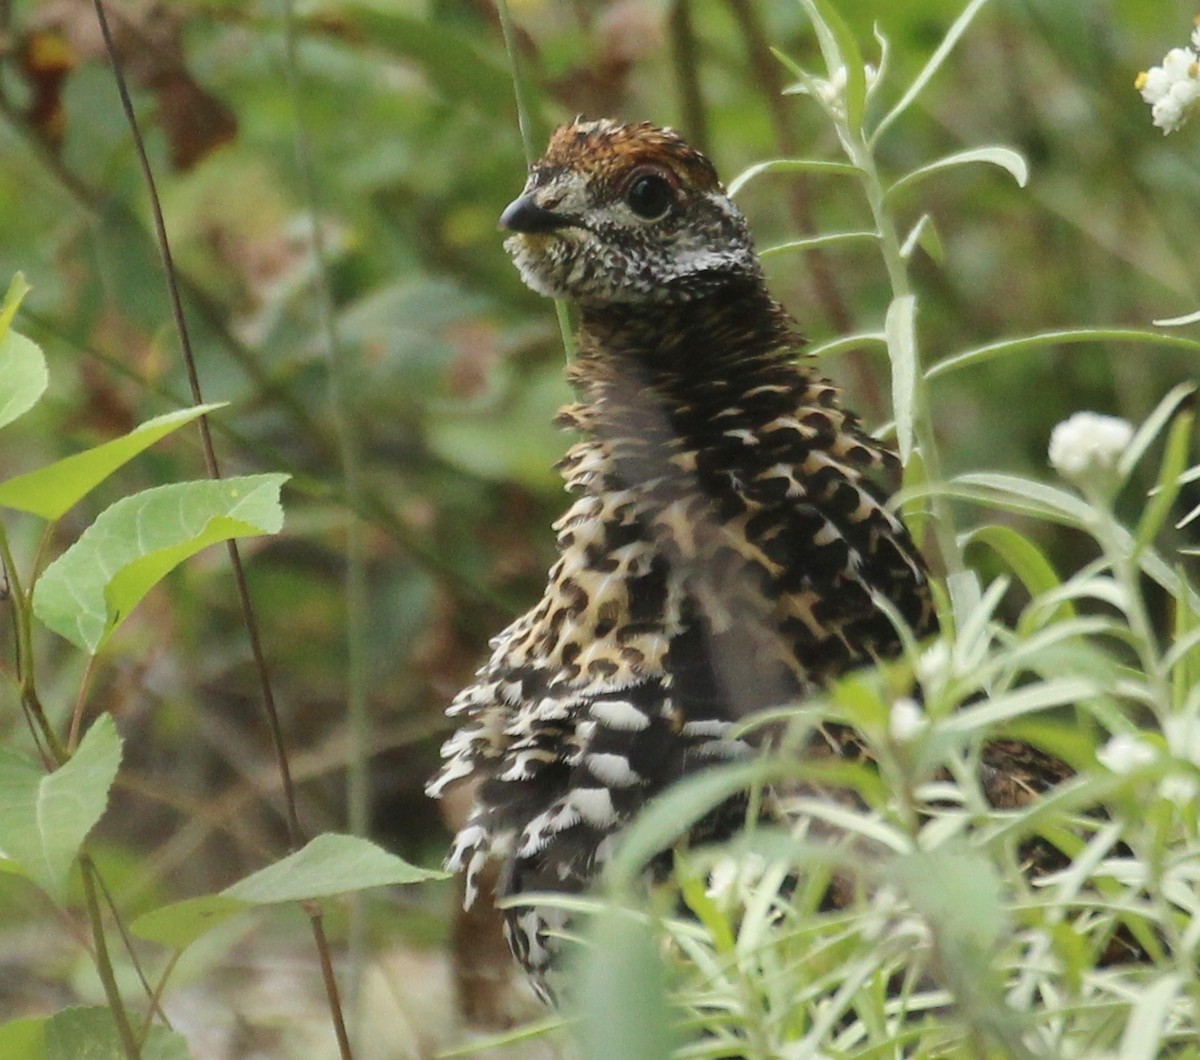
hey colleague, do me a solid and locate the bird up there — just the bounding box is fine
[426,117,938,1003]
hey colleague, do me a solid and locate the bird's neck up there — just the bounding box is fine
[567,280,807,435]
[575,279,796,382]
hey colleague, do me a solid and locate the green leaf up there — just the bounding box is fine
[130,894,251,950]
[899,213,944,263]
[0,405,225,520]
[606,760,777,889]
[0,715,122,903]
[1118,381,1196,479]
[328,6,516,119]
[0,331,48,431]
[926,328,1200,381]
[0,1014,45,1057]
[223,832,446,904]
[1134,405,1194,552]
[885,294,918,462]
[803,0,866,132]
[888,146,1029,199]
[0,272,31,338]
[574,905,679,1060]
[133,835,445,953]
[32,475,289,654]
[1117,974,1184,1060]
[760,229,878,260]
[40,1007,191,1060]
[874,0,997,142]
[962,524,1073,626]
[726,158,858,197]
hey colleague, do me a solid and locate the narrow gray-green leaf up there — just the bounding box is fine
[885,295,918,462]
[888,146,1028,199]
[0,404,225,520]
[1117,974,1184,1060]
[0,330,48,430]
[760,230,877,259]
[1117,381,1195,479]
[727,158,857,197]
[0,714,122,902]
[223,832,445,904]
[873,0,996,141]
[574,905,679,1060]
[33,475,288,654]
[927,328,1200,381]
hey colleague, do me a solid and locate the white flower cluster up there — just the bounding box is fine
[1048,411,1133,486]
[1136,24,1200,134]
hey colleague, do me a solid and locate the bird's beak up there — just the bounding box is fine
[499,194,570,233]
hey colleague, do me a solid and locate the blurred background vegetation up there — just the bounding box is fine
[0,0,1197,1055]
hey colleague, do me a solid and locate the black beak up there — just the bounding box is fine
[499,195,569,233]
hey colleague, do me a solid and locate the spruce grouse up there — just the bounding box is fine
[426,118,938,1001]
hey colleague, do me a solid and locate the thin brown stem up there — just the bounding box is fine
[668,0,708,153]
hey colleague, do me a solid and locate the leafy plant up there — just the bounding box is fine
[0,275,443,1058]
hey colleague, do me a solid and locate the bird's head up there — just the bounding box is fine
[500,119,761,306]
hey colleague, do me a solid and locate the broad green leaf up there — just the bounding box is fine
[0,331,48,430]
[0,272,31,337]
[131,893,251,950]
[726,158,857,197]
[134,835,444,952]
[885,295,918,462]
[33,475,288,654]
[0,404,225,520]
[0,1014,44,1057]
[42,1007,191,1060]
[888,146,1028,199]
[0,715,122,902]
[896,848,1006,957]
[574,905,679,1060]
[223,832,445,904]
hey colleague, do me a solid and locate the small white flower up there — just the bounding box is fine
[813,64,878,111]
[917,641,951,691]
[1097,733,1156,774]
[1048,411,1133,485]
[889,698,925,743]
[705,853,768,904]
[1136,37,1200,133]
[1164,715,1200,766]
[1160,773,1198,806]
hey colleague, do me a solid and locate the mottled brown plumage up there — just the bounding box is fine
[427,118,939,1000]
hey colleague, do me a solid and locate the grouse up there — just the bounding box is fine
[426,118,937,1001]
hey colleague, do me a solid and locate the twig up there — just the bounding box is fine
[90,2,353,1054]
[668,0,708,153]
[280,0,365,1050]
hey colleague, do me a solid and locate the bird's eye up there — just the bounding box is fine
[625,173,674,220]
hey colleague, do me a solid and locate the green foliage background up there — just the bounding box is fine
[0,0,1197,1055]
